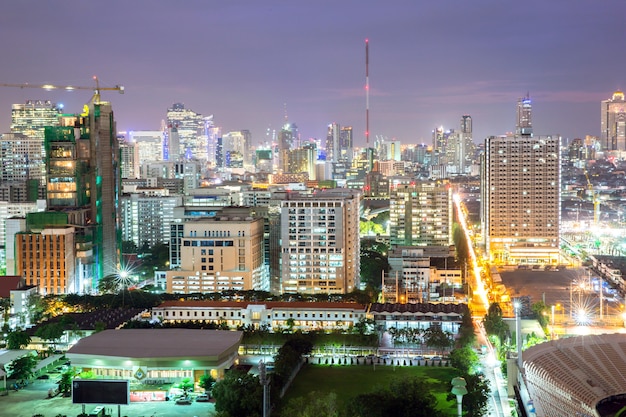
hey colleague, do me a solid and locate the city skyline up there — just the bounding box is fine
[0,1,625,146]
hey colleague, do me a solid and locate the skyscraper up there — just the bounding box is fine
[0,133,45,187]
[600,90,626,151]
[166,103,210,161]
[516,94,533,136]
[482,134,560,264]
[16,100,121,293]
[11,100,61,142]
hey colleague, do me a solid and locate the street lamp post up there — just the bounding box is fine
[514,301,522,371]
[451,377,468,417]
[258,360,270,417]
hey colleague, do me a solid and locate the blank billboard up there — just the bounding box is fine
[72,379,130,405]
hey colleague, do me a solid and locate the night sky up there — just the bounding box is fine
[1,1,624,146]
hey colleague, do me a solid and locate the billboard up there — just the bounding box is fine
[72,379,130,405]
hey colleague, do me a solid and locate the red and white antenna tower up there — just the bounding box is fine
[365,38,370,147]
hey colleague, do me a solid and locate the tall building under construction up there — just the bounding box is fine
[16,101,120,294]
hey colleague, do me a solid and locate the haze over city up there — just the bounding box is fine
[1,0,625,145]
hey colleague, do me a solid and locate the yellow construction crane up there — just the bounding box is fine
[0,76,124,104]
[584,169,600,225]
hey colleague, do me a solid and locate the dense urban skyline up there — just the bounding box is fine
[0,1,624,145]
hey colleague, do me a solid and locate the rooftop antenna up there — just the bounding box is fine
[365,39,370,147]
[283,102,289,124]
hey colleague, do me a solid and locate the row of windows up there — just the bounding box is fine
[183,240,234,247]
[157,310,359,319]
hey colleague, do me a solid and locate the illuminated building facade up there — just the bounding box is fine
[516,94,533,136]
[128,130,164,163]
[16,225,77,294]
[0,133,46,188]
[166,103,211,161]
[600,90,626,151]
[389,180,453,247]
[166,215,267,293]
[280,189,361,294]
[120,191,182,247]
[483,134,560,264]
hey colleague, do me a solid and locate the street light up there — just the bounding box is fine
[514,301,522,371]
[451,377,468,417]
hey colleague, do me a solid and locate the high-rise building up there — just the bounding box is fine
[280,189,361,294]
[128,130,164,163]
[389,180,453,247]
[600,90,626,151]
[278,122,298,173]
[21,101,120,292]
[166,103,211,161]
[222,130,251,169]
[16,225,77,294]
[326,123,340,163]
[516,94,533,136]
[10,100,61,143]
[0,133,46,187]
[166,215,268,293]
[120,190,182,248]
[482,134,560,264]
[118,135,139,179]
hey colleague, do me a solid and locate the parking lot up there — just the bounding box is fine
[0,377,215,417]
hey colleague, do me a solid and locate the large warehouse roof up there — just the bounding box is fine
[67,329,242,359]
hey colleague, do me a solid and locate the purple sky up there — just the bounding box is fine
[0,1,624,147]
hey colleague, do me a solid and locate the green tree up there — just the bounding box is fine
[285,318,296,333]
[212,369,263,417]
[35,322,66,349]
[345,376,446,417]
[121,240,139,254]
[456,308,476,347]
[423,327,453,355]
[6,330,31,350]
[180,377,194,392]
[94,321,107,333]
[482,302,508,344]
[360,250,389,289]
[449,346,479,375]
[531,301,549,330]
[58,369,73,396]
[7,354,38,381]
[199,373,216,393]
[280,391,340,417]
[454,373,490,417]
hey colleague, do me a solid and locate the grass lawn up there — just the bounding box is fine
[280,364,458,414]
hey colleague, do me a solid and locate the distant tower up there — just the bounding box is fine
[516,94,533,136]
[600,90,626,151]
[365,39,374,171]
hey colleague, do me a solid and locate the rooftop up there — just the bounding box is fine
[67,329,242,359]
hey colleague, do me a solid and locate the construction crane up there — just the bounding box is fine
[0,76,124,104]
[584,169,600,225]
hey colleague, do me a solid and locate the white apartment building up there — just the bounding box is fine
[389,180,453,247]
[280,189,361,294]
[120,190,182,247]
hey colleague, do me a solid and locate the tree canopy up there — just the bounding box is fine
[345,376,446,417]
[212,369,263,417]
[6,330,31,350]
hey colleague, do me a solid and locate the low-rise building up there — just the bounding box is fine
[368,302,467,335]
[151,300,368,332]
[67,329,242,387]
